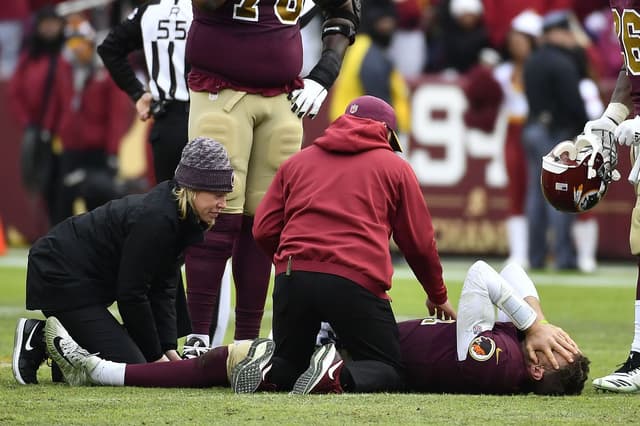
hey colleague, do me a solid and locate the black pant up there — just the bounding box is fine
[43,305,147,364]
[149,101,189,183]
[268,271,405,392]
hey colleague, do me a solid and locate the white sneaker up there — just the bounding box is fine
[82,354,106,384]
[44,316,92,386]
[593,351,640,393]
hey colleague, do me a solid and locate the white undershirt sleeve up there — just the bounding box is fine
[456,261,537,361]
[496,262,540,323]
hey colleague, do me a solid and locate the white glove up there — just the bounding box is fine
[289,78,327,119]
[615,115,640,146]
[584,114,618,136]
[584,102,629,140]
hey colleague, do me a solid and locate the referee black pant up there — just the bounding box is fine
[268,271,405,392]
[149,101,189,183]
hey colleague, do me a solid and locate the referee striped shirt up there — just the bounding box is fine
[98,0,192,103]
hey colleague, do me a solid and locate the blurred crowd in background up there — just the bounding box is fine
[0,0,620,272]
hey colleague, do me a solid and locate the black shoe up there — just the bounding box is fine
[615,351,640,373]
[51,360,65,383]
[182,336,210,359]
[12,318,47,384]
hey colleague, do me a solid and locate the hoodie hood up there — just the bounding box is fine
[314,114,395,154]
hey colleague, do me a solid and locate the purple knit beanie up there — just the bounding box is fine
[174,137,234,192]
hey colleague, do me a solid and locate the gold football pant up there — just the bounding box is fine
[189,89,303,215]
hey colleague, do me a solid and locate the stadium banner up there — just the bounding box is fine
[0,76,633,258]
[304,75,634,259]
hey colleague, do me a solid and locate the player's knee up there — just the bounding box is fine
[468,260,492,277]
[266,123,302,170]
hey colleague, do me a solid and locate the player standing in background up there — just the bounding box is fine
[98,0,233,356]
[492,10,542,270]
[586,0,640,393]
[183,0,360,347]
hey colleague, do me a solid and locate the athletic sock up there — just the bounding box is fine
[90,358,126,386]
[632,260,640,353]
[185,213,241,335]
[632,300,640,353]
[124,347,229,387]
[232,215,272,340]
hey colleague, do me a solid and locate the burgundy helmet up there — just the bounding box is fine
[541,133,619,213]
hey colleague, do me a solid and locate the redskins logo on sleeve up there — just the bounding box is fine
[468,336,496,362]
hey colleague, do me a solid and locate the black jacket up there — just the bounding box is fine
[26,181,204,361]
[524,43,588,135]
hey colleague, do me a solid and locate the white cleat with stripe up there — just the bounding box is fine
[593,351,640,393]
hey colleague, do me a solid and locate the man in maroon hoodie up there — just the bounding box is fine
[231,95,456,394]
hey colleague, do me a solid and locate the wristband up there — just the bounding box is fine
[307,49,341,90]
[604,102,630,125]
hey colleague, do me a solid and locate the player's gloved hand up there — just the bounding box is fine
[524,321,580,369]
[584,113,618,137]
[584,102,629,140]
[427,299,457,321]
[615,115,640,146]
[289,78,327,119]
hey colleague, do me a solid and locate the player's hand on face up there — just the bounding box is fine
[136,92,153,121]
[426,299,457,320]
[615,115,640,146]
[524,322,580,369]
[288,78,328,119]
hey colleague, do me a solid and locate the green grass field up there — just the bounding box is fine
[1,250,640,425]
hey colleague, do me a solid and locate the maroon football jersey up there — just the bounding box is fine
[398,319,529,394]
[187,0,304,91]
[611,0,640,115]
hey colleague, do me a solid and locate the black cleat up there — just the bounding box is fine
[12,318,47,384]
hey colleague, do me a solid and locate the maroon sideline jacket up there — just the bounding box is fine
[253,114,448,304]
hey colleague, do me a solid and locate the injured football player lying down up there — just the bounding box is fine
[45,261,588,395]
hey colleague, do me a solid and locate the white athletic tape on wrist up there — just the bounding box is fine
[604,102,630,125]
[497,294,537,331]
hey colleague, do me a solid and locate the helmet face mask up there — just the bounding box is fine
[540,133,616,213]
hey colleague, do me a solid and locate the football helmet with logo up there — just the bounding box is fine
[541,132,620,213]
